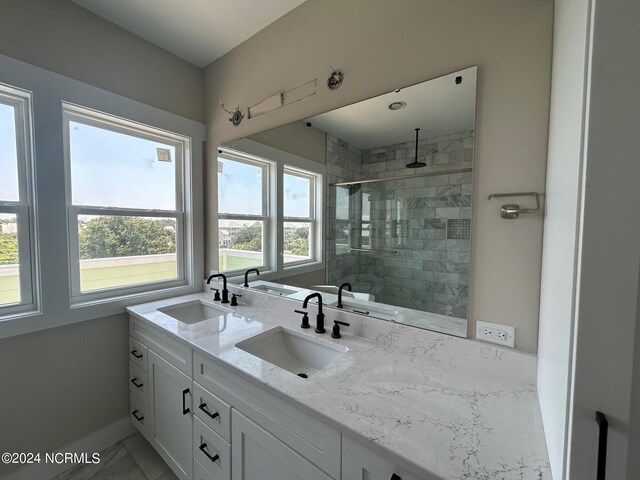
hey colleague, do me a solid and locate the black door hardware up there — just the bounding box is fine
[182,388,190,415]
[199,443,219,463]
[130,378,143,389]
[131,410,144,422]
[596,411,608,480]
[199,402,220,420]
[130,350,143,359]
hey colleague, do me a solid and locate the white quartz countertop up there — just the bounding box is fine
[127,288,550,480]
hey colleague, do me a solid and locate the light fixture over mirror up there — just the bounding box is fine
[219,66,477,338]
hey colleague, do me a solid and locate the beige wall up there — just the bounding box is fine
[0,3,207,475]
[247,122,326,165]
[204,0,553,353]
[0,0,204,122]
[0,314,129,477]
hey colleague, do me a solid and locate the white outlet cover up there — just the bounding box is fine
[476,320,515,348]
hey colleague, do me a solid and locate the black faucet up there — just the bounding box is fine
[303,292,325,333]
[244,268,260,287]
[207,273,229,304]
[337,282,352,309]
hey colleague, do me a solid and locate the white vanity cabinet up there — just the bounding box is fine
[129,319,195,480]
[128,316,430,480]
[231,410,333,480]
[342,437,425,480]
[147,350,194,480]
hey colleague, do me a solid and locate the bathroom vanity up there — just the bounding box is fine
[126,285,550,480]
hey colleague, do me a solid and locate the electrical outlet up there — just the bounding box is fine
[475,320,515,348]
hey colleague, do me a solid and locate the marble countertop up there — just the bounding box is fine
[240,279,467,338]
[127,288,550,480]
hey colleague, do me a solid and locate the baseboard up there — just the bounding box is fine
[2,417,135,480]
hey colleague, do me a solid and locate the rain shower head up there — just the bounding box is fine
[406,128,426,169]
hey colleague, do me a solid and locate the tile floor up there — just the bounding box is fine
[52,433,176,480]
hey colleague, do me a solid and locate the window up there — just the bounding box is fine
[217,152,270,272]
[217,148,322,276]
[63,104,190,300]
[283,170,314,264]
[334,186,351,255]
[0,84,38,315]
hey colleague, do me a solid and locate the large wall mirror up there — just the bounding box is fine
[219,66,477,338]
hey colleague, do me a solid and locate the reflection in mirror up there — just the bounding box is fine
[221,67,477,338]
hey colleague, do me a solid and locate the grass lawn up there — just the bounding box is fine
[219,255,261,272]
[0,261,178,304]
[80,261,178,292]
[1,254,264,305]
[0,273,20,305]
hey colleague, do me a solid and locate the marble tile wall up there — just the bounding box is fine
[325,134,362,286]
[325,131,474,318]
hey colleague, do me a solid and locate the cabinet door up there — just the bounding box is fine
[148,350,193,480]
[231,410,333,480]
[342,437,426,480]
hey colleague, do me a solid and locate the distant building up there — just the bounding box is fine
[1,223,17,234]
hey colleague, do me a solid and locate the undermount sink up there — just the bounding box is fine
[235,327,347,378]
[158,300,224,324]
[251,284,298,296]
[328,299,398,321]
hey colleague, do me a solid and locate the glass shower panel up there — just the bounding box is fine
[327,171,472,319]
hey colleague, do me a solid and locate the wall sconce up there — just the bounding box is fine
[327,66,343,90]
[219,101,243,126]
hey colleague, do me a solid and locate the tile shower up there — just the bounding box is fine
[325,131,474,319]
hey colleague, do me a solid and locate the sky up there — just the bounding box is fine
[218,157,310,218]
[0,103,19,203]
[2,108,310,220]
[69,121,176,211]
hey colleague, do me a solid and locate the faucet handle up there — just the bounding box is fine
[294,310,310,329]
[230,293,242,307]
[211,288,221,302]
[331,320,350,339]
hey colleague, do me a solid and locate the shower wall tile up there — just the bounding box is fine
[325,130,474,319]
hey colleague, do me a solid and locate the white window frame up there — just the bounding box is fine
[217,146,323,279]
[282,167,317,267]
[0,83,39,317]
[217,150,273,274]
[63,103,191,303]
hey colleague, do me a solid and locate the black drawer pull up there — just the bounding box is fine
[199,443,219,463]
[131,410,144,422]
[130,378,143,389]
[390,475,401,480]
[199,402,220,420]
[182,388,190,415]
[596,411,608,480]
[130,350,143,359]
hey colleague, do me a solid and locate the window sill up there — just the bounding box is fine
[0,283,200,340]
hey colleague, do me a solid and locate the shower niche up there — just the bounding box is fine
[222,66,477,337]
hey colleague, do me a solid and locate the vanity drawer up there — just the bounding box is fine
[128,361,147,404]
[129,317,192,376]
[194,352,341,479]
[129,336,148,371]
[193,381,231,442]
[129,393,150,440]
[194,459,216,480]
[194,417,230,480]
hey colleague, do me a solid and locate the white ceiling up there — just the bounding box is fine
[307,66,477,150]
[72,0,306,67]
